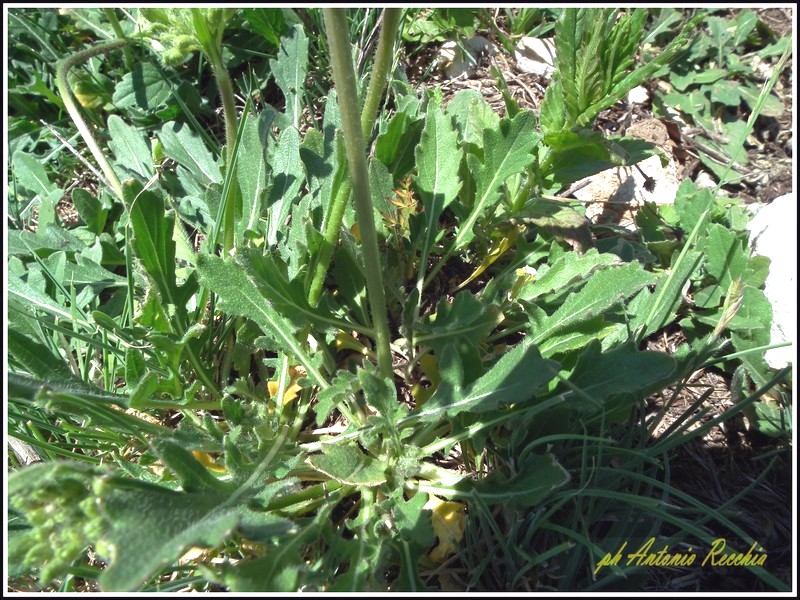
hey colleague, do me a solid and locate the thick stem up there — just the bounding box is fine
[208,48,238,165]
[323,8,393,379]
[56,39,128,203]
[307,8,401,308]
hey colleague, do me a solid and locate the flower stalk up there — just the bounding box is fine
[322,8,394,379]
[55,39,129,203]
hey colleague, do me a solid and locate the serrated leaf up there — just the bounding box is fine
[539,79,567,137]
[700,223,748,287]
[519,249,621,301]
[446,89,500,150]
[307,445,387,487]
[358,369,406,425]
[566,341,676,406]
[108,115,154,181]
[532,262,656,345]
[413,103,462,268]
[414,292,503,354]
[537,317,620,357]
[159,121,221,187]
[454,111,539,250]
[409,338,559,421]
[314,370,359,426]
[95,478,294,591]
[236,113,268,241]
[269,24,308,129]
[195,252,327,389]
[242,249,356,335]
[112,62,172,110]
[241,8,286,47]
[265,127,304,246]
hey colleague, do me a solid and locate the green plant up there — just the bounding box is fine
[647,8,790,184]
[7,7,791,592]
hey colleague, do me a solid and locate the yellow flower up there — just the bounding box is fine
[425,495,467,563]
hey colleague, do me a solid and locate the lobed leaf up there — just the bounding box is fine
[413,103,462,269]
[454,110,539,251]
[532,262,656,345]
[269,24,308,129]
[307,444,387,487]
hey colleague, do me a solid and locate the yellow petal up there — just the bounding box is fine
[425,495,466,563]
[456,226,520,291]
[418,354,441,388]
[191,450,226,473]
[267,380,302,405]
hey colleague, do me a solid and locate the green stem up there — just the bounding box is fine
[307,178,352,306]
[208,47,238,165]
[56,38,128,203]
[102,8,134,71]
[307,9,401,308]
[323,8,393,379]
[206,44,239,254]
[359,8,402,141]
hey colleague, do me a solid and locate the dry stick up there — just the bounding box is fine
[323,8,394,379]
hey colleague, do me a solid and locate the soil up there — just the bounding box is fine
[403,8,794,592]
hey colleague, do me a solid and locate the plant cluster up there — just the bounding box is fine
[6,7,792,592]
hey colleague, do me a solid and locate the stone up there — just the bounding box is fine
[746,192,796,370]
[572,119,681,229]
[437,36,498,79]
[514,37,556,78]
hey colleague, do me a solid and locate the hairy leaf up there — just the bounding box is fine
[407,338,559,421]
[413,103,462,271]
[108,115,154,182]
[532,262,656,345]
[195,252,327,388]
[265,127,304,246]
[159,121,221,187]
[455,110,539,250]
[307,445,387,487]
[269,24,308,129]
[236,113,269,241]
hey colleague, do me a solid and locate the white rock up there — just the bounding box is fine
[694,170,717,189]
[572,119,680,229]
[514,37,556,78]
[437,36,497,79]
[626,85,649,105]
[746,192,796,370]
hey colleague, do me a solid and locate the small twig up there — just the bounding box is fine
[556,179,591,198]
